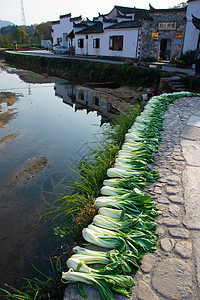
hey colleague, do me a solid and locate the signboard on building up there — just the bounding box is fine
[158,22,176,31]
[152,32,158,38]
[175,33,182,39]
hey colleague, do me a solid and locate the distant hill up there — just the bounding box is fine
[0,20,15,29]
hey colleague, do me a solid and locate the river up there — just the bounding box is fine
[0,61,117,289]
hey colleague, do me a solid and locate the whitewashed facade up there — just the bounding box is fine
[75,22,139,59]
[183,0,200,52]
[51,14,81,48]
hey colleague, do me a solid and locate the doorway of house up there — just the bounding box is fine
[159,39,172,61]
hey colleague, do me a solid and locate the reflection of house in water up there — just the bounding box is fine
[54,82,119,125]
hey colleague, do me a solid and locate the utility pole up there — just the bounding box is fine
[20,0,26,26]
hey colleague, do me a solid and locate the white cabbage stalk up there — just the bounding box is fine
[101,185,130,196]
[107,167,141,178]
[113,162,135,170]
[62,269,93,284]
[72,246,109,264]
[103,178,122,187]
[67,257,95,273]
[118,149,138,157]
[82,227,119,248]
[98,207,122,220]
[87,224,117,235]
[94,197,121,209]
[93,214,121,231]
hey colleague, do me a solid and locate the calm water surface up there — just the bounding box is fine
[0,63,115,289]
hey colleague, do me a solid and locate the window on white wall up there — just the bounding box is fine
[93,38,100,48]
[78,39,84,48]
[57,38,62,43]
[109,36,123,51]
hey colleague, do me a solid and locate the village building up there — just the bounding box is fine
[51,2,199,62]
[183,0,200,52]
[51,13,81,48]
[139,5,187,61]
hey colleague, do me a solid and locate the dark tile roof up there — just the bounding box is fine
[67,29,75,38]
[103,16,118,23]
[105,20,139,30]
[60,13,71,19]
[192,14,200,29]
[70,16,82,22]
[149,4,186,12]
[76,22,103,34]
[52,20,60,25]
[115,5,135,14]
[116,12,132,19]
[73,21,88,28]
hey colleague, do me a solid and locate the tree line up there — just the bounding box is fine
[0,22,52,47]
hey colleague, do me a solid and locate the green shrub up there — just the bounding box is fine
[180,50,195,66]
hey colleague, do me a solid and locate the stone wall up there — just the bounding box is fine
[139,10,186,61]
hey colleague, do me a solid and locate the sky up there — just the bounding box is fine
[0,0,184,26]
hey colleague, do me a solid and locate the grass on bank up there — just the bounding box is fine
[0,106,141,299]
[45,106,142,239]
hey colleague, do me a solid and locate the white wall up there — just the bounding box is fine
[183,0,200,52]
[52,16,73,47]
[75,28,139,58]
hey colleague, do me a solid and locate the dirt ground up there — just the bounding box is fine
[13,156,48,183]
[0,92,18,129]
[89,86,150,113]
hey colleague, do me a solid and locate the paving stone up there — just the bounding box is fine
[186,115,200,127]
[182,166,200,230]
[181,140,200,166]
[171,169,182,175]
[168,195,184,204]
[191,232,200,290]
[142,274,151,283]
[141,254,156,273]
[169,204,181,217]
[160,237,175,252]
[152,258,193,299]
[175,241,192,259]
[157,197,169,204]
[181,125,200,141]
[169,228,190,239]
[166,186,182,195]
[156,227,165,238]
[137,281,159,300]
[63,283,101,300]
[157,217,181,226]
[154,187,162,194]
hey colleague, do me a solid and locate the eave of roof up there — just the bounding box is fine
[105,20,140,30]
[70,16,82,22]
[103,17,118,23]
[149,4,187,12]
[192,14,200,29]
[115,5,135,14]
[52,20,60,25]
[76,22,104,34]
[60,13,71,19]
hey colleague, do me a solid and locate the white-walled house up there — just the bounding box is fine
[183,0,200,52]
[51,13,82,48]
[75,20,140,59]
[51,4,193,61]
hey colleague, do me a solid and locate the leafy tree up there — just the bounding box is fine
[35,22,52,41]
[13,27,29,44]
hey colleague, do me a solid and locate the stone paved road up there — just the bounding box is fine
[63,95,200,300]
[131,95,200,300]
